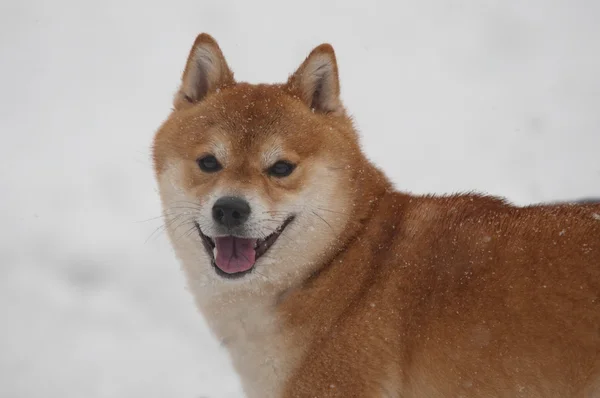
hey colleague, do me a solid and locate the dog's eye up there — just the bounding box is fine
[197,155,222,173]
[268,160,296,177]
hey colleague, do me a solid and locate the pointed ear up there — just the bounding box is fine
[173,33,235,109]
[286,44,344,115]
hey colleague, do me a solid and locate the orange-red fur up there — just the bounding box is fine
[281,195,600,397]
[153,34,600,397]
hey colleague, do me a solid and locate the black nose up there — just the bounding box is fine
[212,196,251,228]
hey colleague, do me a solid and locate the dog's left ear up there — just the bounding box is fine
[173,33,235,110]
[286,44,344,115]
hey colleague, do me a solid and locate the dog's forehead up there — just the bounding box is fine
[154,83,328,174]
[213,84,293,127]
[196,84,317,151]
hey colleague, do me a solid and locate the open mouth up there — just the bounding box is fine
[195,216,295,279]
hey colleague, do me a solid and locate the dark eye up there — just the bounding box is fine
[197,155,222,172]
[268,160,296,177]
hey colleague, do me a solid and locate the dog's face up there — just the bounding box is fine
[153,34,362,291]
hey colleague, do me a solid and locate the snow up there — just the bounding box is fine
[1,1,599,397]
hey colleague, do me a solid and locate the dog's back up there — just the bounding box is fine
[281,193,600,397]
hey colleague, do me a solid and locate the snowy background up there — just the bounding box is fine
[1,1,599,397]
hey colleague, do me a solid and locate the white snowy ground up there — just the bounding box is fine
[1,1,599,397]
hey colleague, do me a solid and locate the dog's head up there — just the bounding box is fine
[153,34,376,292]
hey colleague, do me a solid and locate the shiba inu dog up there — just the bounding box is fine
[152,34,600,397]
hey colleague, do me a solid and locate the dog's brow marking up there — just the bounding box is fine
[262,145,282,167]
[211,141,228,162]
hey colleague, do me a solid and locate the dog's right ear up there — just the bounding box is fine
[285,43,344,115]
[173,33,235,110]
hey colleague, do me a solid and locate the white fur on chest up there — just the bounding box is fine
[199,293,297,398]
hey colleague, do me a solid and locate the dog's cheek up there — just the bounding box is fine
[261,176,305,208]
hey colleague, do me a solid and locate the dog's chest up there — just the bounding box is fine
[204,297,299,398]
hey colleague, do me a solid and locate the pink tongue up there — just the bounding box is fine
[214,236,257,274]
